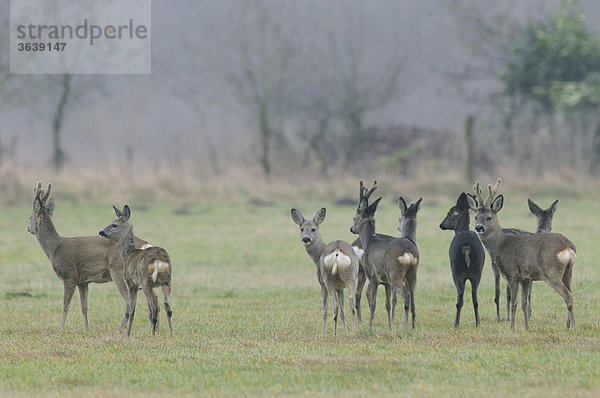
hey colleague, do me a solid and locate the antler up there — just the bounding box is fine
[472,178,502,208]
[33,182,43,200]
[358,180,377,202]
[41,183,52,204]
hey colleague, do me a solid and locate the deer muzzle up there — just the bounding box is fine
[99,230,107,237]
[475,225,485,234]
[301,236,311,244]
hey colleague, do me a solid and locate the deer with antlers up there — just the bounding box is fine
[350,180,420,332]
[469,179,576,331]
[27,182,149,332]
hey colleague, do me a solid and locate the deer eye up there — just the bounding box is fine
[300,227,304,232]
[112,223,118,228]
[311,228,316,232]
[486,216,492,221]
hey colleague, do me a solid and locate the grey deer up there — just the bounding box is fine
[497,199,559,322]
[27,182,149,332]
[291,208,359,336]
[99,205,173,336]
[469,179,576,331]
[440,192,486,327]
[350,180,420,332]
[351,186,397,326]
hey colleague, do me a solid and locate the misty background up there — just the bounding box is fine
[1,0,600,184]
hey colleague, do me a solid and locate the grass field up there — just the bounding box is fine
[1,185,599,397]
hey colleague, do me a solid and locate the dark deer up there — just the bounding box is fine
[27,182,149,332]
[440,193,485,327]
[469,179,576,331]
[350,180,420,332]
[291,208,359,336]
[99,205,173,337]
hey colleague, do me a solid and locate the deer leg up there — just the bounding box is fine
[77,284,90,332]
[506,283,511,322]
[454,277,465,328]
[60,284,76,333]
[408,273,417,329]
[392,291,398,321]
[337,290,347,333]
[142,286,159,336]
[355,268,366,324]
[521,281,532,330]
[384,284,393,331]
[346,280,357,335]
[471,277,481,327]
[366,281,378,332]
[321,284,328,337]
[109,267,131,332]
[562,263,574,328]
[527,281,533,319]
[491,259,501,322]
[330,286,339,337]
[546,277,575,329]
[508,280,519,332]
[162,284,173,337]
[126,287,138,337]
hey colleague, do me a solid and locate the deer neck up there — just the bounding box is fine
[116,227,137,262]
[36,214,61,260]
[479,224,506,256]
[305,236,327,266]
[401,217,417,243]
[358,217,376,249]
[454,211,470,233]
[536,218,552,233]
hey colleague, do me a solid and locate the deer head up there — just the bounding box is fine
[439,192,470,231]
[28,182,55,235]
[350,180,381,234]
[291,208,326,247]
[468,179,502,237]
[99,205,132,242]
[398,196,422,234]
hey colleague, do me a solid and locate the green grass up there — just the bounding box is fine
[1,192,600,397]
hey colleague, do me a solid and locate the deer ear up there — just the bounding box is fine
[291,208,304,226]
[368,197,382,215]
[457,193,468,208]
[398,196,407,214]
[413,197,423,212]
[46,198,55,216]
[491,195,504,213]
[313,208,326,225]
[527,199,543,216]
[113,205,122,218]
[358,197,369,213]
[549,200,558,215]
[122,205,131,221]
[466,193,478,210]
[33,197,42,212]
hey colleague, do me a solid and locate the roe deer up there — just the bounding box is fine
[27,182,149,332]
[440,193,485,327]
[469,179,576,331]
[291,208,359,336]
[99,205,173,337]
[350,181,420,332]
[500,199,558,321]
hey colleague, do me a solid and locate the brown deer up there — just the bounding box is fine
[469,179,576,331]
[27,182,149,332]
[350,181,420,332]
[291,208,359,336]
[99,205,173,337]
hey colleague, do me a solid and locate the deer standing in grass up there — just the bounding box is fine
[27,182,149,332]
[469,179,576,331]
[495,199,559,322]
[440,193,485,327]
[291,208,359,336]
[99,205,173,337]
[350,181,420,332]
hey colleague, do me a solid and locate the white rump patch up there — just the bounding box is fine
[323,249,351,275]
[398,252,417,266]
[556,248,577,266]
[140,243,152,250]
[149,259,170,282]
[352,246,364,262]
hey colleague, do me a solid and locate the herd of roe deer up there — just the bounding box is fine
[26,178,577,337]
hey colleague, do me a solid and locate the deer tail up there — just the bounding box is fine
[462,246,471,268]
[149,260,170,282]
